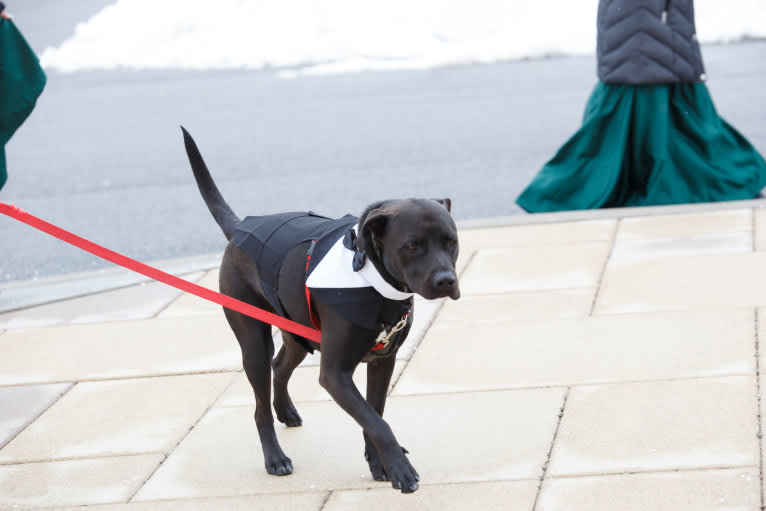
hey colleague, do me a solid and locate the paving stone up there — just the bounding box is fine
[616,210,752,240]
[435,289,594,327]
[397,296,444,360]
[538,468,760,511]
[325,480,538,511]
[459,242,610,296]
[134,388,564,500]
[755,209,766,251]
[0,276,199,330]
[394,310,753,396]
[548,377,759,477]
[52,492,328,511]
[159,269,222,318]
[0,454,164,509]
[609,232,752,264]
[758,319,766,501]
[217,362,406,408]
[456,220,614,284]
[456,249,473,277]
[0,383,72,449]
[596,252,766,314]
[458,220,616,251]
[0,314,241,385]
[0,373,236,463]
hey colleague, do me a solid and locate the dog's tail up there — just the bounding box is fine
[181,126,240,241]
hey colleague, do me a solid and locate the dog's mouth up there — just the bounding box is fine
[444,286,461,300]
[419,286,460,301]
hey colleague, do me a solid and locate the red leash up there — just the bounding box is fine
[0,202,322,343]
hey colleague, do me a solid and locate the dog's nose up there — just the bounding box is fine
[432,271,457,291]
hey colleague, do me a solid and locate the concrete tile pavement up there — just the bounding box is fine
[0,373,236,464]
[1,201,766,509]
[0,275,203,331]
[536,468,761,511]
[0,383,72,451]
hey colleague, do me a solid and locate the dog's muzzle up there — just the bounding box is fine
[429,270,460,299]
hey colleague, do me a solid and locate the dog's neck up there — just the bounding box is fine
[364,235,411,294]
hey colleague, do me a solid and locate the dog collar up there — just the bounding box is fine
[357,253,413,300]
[354,225,414,301]
[306,225,415,301]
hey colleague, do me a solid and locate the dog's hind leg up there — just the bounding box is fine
[272,333,308,427]
[363,355,397,481]
[224,308,293,476]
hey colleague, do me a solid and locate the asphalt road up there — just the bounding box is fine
[1,2,765,282]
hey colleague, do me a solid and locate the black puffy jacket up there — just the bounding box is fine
[597,0,706,84]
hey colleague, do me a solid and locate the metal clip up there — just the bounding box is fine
[376,315,409,347]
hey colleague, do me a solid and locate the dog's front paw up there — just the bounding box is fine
[265,454,294,476]
[365,446,412,482]
[384,453,419,493]
[364,447,388,481]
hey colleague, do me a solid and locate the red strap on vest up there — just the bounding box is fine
[304,249,321,331]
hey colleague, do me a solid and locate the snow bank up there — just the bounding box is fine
[40,0,766,75]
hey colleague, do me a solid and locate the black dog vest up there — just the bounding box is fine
[232,212,413,352]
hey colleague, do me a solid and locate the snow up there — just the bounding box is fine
[40,0,766,76]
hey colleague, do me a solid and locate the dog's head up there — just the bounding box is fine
[357,198,460,300]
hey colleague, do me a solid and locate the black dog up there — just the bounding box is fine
[182,127,460,493]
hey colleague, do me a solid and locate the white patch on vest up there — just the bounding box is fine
[306,225,414,301]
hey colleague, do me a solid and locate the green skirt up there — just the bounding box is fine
[516,82,766,212]
[0,19,46,190]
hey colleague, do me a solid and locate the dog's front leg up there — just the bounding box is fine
[317,312,418,493]
[363,355,398,482]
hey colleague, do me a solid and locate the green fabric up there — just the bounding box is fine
[0,18,46,190]
[516,82,766,212]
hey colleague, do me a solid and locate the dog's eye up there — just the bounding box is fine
[447,238,456,246]
[407,242,419,252]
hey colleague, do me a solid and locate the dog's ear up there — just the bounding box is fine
[358,208,389,251]
[431,198,452,212]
